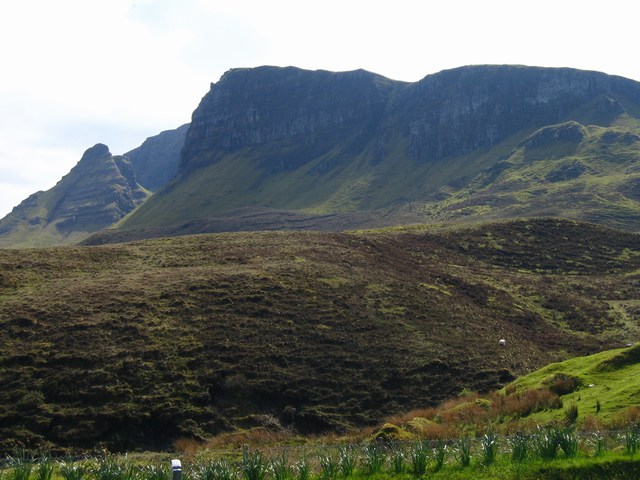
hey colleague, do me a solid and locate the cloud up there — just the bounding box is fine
[130,0,267,75]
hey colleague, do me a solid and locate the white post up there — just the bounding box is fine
[171,459,182,480]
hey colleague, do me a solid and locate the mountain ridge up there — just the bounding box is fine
[3,64,640,247]
[117,64,640,239]
[126,123,189,191]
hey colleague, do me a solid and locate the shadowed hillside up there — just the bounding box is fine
[1,219,639,452]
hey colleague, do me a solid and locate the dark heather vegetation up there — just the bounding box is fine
[1,218,640,453]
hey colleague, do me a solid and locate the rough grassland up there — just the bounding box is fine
[1,218,639,453]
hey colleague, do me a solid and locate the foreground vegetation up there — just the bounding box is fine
[4,426,640,480]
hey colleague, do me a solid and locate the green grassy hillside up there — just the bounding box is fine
[119,132,509,230]
[1,218,639,453]
[505,343,640,425]
[116,117,640,239]
[419,119,640,230]
[373,343,640,443]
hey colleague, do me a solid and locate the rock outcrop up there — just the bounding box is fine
[125,124,189,191]
[180,67,400,173]
[0,144,149,247]
[182,65,640,170]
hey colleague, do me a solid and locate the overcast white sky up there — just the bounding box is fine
[1,0,638,218]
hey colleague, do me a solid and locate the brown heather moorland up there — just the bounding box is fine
[1,218,639,453]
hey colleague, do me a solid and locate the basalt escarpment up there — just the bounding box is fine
[181,65,640,171]
[180,67,399,174]
[117,65,640,236]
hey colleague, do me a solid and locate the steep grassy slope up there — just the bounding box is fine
[1,219,639,453]
[377,342,640,447]
[376,343,640,441]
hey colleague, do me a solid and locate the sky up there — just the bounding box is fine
[1,0,639,218]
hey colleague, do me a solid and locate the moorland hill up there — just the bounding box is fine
[1,218,639,452]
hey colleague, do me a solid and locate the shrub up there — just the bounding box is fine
[361,444,385,475]
[338,446,356,478]
[510,432,529,463]
[495,388,561,418]
[409,442,430,476]
[293,458,309,480]
[370,423,412,442]
[455,436,472,468]
[481,431,498,465]
[624,424,640,456]
[58,463,88,480]
[140,465,170,480]
[547,373,581,396]
[241,452,268,480]
[557,428,579,458]
[591,432,607,457]
[270,453,292,480]
[35,457,54,480]
[7,451,33,480]
[196,461,236,480]
[533,426,559,461]
[564,403,579,424]
[318,452,339,480]
[174,438,202,458]
[91,456,136,480]
[580,414,604,432]
[432,439,448,472]
[387,444,405,474]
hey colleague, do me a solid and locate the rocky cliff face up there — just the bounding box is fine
[181,65,640,172]
[125,124,189,191]
[6,65,640,247]
[0,144,149,247]
[402,66,636,162]
[181,66,401,173]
